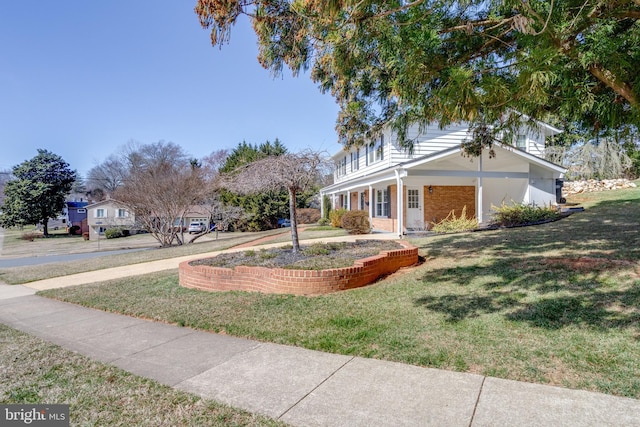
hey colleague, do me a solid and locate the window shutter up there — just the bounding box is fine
[386,186,391,218]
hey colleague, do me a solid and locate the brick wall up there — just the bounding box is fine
[179,241,418,295]
[423,186,476,228]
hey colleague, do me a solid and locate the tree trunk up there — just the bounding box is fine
[42,218,49,237]
[288,187,300,252]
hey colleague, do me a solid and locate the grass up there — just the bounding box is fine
[37,184,640,398]
[0,229,287,284]
[0,324,283,426]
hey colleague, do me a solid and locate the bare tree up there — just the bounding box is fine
[115,141,209,247]
[86,153,128,197]
[222,150,329,252]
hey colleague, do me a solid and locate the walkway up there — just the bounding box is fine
[1,233,640,425]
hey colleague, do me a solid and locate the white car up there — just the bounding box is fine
[188,222,205,234]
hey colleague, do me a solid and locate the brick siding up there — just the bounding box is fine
[179,241,419,295]
[423,185,476,228]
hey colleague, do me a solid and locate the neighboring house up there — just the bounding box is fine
[320,120,566,235]
[66,201,89,234]
[86,199,135,240]
[174,205,214,231]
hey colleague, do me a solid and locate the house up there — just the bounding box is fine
[174,205,214,231]
[66,201,89,234]
[320,120,566,236]
[86,199,135,240]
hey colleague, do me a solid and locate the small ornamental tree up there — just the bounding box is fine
[222,150,329,252]
[0,149,76,236]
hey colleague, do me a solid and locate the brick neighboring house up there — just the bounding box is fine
[86,199,135,240]
[321,120,566,235]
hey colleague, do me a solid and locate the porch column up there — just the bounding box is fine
[347,190,351,210]
[477,155,484,224]
[320,191,325,219]
[368,185,374,224]
[395,170,403,237]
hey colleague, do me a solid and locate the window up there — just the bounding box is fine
[375,188,389,217]
[360,192,366,210]
[335,156,347,177]
[351,150,360,172]
[77,208,86,214]
[516,134,527,150]
[95,208,105,218]
[375,135,384,161]
[407,189,419,209]
[367,143,374,165]
[116,209,127,218]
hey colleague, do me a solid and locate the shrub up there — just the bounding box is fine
[104,228,125,239]
[322,195,331,220]
[317,218,330,226]
[296,208,321,224]
[329,208,348,228]
[68,225,81,235]
[341,210,371,234]
[430,206,478,233]
[21,231,43,241]
[490,202,560,227]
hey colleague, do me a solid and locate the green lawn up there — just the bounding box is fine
[0,325,283,426]
[40,185,640,398]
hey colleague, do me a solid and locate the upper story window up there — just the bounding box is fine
[116,208,127,218]
[516,134,527,151]
[336,156,347,177]
[376,135,384,161]
[366,135,385,165]
[351,150,360,172]
[95,208,106,218]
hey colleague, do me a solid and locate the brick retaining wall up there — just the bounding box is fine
[179,241,419,295]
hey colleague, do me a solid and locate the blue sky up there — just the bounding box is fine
[0,1,341,178]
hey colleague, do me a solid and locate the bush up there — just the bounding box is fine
[296,208,321,224]
[341,210,371,234]
[490,202,560,227]
[322,195,331,220]
[430,206,478,233]
[329,208,348,228]
[68,225,81,235]
[104,228,125,239]
[317,218,330,226]
[21,231,43,241]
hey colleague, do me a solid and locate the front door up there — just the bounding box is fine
[406,187,424,230]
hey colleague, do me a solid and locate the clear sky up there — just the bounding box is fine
[0,1,341,179]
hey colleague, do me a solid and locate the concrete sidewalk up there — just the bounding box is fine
[1,289,639,426]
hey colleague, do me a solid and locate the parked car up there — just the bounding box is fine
[278,218,291,228]
[188,222,205,234]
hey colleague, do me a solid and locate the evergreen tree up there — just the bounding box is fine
[0,149,77,236]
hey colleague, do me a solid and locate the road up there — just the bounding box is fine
[0,248,151,268]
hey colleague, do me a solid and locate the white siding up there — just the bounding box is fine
[390,122,470,162]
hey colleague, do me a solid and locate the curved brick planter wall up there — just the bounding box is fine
[179,241,418,295]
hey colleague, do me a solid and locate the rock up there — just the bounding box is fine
[562,178,637,196]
